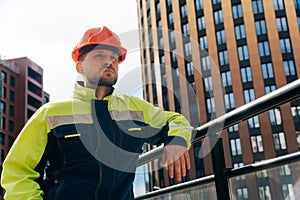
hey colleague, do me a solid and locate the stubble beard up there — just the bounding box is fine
[97,76,118,87]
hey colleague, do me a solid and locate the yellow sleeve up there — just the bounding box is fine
[130,96,192,149]
[1,106,50,200]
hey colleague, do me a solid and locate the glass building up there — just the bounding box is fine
[136,0,300,198]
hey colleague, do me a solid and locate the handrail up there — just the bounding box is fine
[228,150,300,178]
[138,78,300,166]
[135,150,300,199]
[134,175,215,200]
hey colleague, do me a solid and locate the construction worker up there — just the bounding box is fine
[1,26,192,199]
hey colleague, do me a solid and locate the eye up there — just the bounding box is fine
[95,53,105,59]
[110,55,118,62]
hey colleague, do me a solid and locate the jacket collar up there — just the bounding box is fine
[72,81,113,101]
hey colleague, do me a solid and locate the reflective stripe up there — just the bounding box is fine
[64,133,81,138]
[168,122,194,131]
[46,114,93,129]
[128,127,142,131]
[110,110,144,122]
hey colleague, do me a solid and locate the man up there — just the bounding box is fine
[1,26,192,199]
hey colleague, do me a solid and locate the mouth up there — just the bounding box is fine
[103,67,115,73]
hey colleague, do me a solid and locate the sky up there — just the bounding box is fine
[0,0,147,196]
[0,0,143,101]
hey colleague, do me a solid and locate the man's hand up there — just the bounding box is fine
[161,145,191,183]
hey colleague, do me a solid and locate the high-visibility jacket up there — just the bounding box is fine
[1,82,192,200]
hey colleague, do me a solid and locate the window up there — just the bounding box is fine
[206,97,216,113]
[170,30,175,43]
[1,149,4,162]
[197,16,206,31]
[265,85,276,94]
[9,120,14,132]
[201,56,210,71]
[256,167,268,178]
[9,90,15,102]
[0,101,6,113]
[156,2,160,12]
[279,165,291,176]
[252,0,264,14]
[195,0,203,11]
[10,76,15,87]
[261,63,274,79]
[224,93,235,110]
[232,4,243,19]
[167,0,172,7]
[273,0,284,11]
[2,87,6,99]
[283,60,296,76]
[8,136,14,147]
[280,38,292,54]
[295,0,300,9]
[258,186,271,200]
[273,132,287,150]
[258,41,270,56]
[251,135,264,153]
[181,5,188,18]
[269,108,282,125]
[204,76,213,92]
[228,124,238,132]
[238,45,249,61]
[297,131,300,148]
[221,71,232,87]
[282,184,296,200]
[230,138,242,156]
[291,106,300,124]
[248,116,260,128]
[186,62,194,76]
[1,117,5,130]
[159,37,164,49]
[216,30,226,45]
[212,0,221,5]
[244,88,255,103]
[9,105,14,117]
[298,17,300,30]
[236,188,248,199]
[0,133,4,145]
[255,20,267,35]
[214,10,224,25]
[168,13,174,25]
[182,23,190,36]
[240,67,253,83]
[1,71,7,83]
[219,50,229,65]
[171,49,177,63]
[235,24,246,40]
[276,17,288,32]
[199,36,208,50]
[233,163,245,180]
[185,42,192,56]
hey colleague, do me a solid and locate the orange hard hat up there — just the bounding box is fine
[72,26,127,63]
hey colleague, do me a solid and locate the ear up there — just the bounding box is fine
[76,61,84,74]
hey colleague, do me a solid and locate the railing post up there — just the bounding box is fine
[211,137,230,200]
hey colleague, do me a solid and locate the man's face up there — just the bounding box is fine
[76,49,119,88]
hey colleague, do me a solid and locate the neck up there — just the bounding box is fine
[95,86,113,100]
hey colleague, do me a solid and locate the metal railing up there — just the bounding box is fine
[136,78,300,200]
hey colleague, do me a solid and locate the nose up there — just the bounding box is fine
[103,56,113,66]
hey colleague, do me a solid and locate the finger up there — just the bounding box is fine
[180,155,186,177]
[161,150,167,168]
[184,151,191,170]
[168,162,174,179]
[174,158,182,183]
